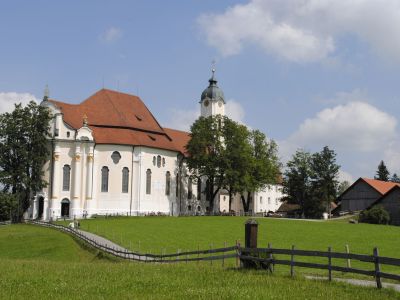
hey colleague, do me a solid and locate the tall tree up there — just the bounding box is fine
[375,160,390,181]
[282,149,312,217]
[0,101,51,220]
[390,173,400,183]
[238,130,280,212]
[186,115,226,213]
[309,146,340,218]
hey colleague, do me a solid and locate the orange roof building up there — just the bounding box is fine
[339,177,400,212]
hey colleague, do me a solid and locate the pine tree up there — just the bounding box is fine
[375,160,390,181]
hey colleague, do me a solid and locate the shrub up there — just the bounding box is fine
[359,206,390,225]
[0,193,17,221]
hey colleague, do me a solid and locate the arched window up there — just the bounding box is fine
[188,178,193,199]
[101,166,109,192]
[122,167,129,193]
[146,169,152,194]
[165,171,171,196]
[157,155,161,168]
[197,178,202,200]
[62,165,71,191]
[188,205,192,211]
[260,196,263,204]
[162,157,165,167]
[153,156,156,166]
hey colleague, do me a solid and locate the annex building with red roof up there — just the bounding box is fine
[339,177,400,212]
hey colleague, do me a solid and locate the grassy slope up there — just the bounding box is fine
[0,223,399,299]
[1,260,399,300]
[71,217,400,256]
[0,224,94,262]
[68,216,400,275]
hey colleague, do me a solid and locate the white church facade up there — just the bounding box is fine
[29,71,284,220]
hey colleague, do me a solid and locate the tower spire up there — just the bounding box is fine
[43,84,49,101]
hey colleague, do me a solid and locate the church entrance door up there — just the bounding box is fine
[38,197,44,219]
[61,199,70,218]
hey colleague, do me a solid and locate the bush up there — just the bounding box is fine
[359,206,390,225]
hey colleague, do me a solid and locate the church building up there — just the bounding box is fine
[29,71,283,220]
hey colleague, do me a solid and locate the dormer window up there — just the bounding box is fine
[135,115,143,121]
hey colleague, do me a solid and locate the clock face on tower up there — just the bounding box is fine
[218,101,223,107]
[204,100,209,107]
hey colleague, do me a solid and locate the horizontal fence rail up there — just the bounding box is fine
[238,246,400,288]
[26,220,400,289]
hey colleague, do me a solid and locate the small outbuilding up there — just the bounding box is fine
[339,178,400,212]
[367,185,400,226]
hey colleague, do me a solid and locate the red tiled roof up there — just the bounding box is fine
[164,128,191,156]
[361,178,400,195]
[48,89,190,154]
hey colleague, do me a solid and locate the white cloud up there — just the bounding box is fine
[198,0,400,63]
[166,99,245,131]
[225,99,245,124]
[0,92,39,114]
[287,101,396,153]
[338,169,354,183]
[100,27,122,43]
[167,107,199,131]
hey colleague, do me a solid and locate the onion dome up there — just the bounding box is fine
[201,69,225,103]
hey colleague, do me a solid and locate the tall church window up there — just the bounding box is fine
[153,156,156,166]
[101,166,109,192]
[165,171,171,195]
[197,178,202,200]
[146,169,152,194]
[62,165,71,191]
[188,178,193,199]
[122,167,129,193]
[157,155,161,168]
[176,174,179,197]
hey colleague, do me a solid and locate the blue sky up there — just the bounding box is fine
[2,0,400,182]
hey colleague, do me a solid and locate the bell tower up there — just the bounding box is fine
[200,69,225,118]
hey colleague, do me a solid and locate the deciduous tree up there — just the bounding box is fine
[0,101,51,220]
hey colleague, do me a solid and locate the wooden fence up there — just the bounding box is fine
[239,246,400,289]
[27,220,239,264]
[26,219,400,289]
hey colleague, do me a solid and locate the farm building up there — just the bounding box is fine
[339,178,400,212]
[367,186,400,226]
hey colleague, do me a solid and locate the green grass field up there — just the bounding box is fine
[56,216,400,278]
[1,220,399,299]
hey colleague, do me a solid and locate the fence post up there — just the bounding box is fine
[373,247,382,289]
[268,243,274,273]
[210,244,213,266]
[242,219,258,268]
[290,245,295,277]
[236,240,240,268]
[197,245,200,265]
[328,246,332,281]
[345,244,351,268]
[222,241,226,268]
